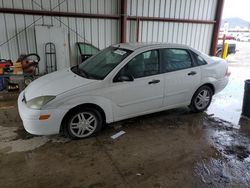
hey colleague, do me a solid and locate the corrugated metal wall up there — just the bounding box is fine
[127,0,217,54]
[0,0,120,64]
[0,0,217,65]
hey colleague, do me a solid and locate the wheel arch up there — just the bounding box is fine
[191,83,215,102]
[201,83,215,94]
[189,83,214,112]
[60,103,106,133]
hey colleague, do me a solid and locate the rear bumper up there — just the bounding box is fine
[18,91,66,135]
[213,77,229,94]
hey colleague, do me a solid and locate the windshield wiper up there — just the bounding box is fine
[76,65,89,78]
[74,65,101,80]
[79,68,89,78]
[73,64,89,78]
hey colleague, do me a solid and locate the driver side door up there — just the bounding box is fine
[106,50,164,121]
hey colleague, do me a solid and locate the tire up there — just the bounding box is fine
[64,107,103,139]
[216,51,222,57]
[189,85,213,113]
[24,76,34,86]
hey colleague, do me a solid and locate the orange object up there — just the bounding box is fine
[39,115,51,120]
[12,62,23,74]
[0,67,3,75]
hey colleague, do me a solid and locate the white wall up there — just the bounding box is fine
[0,0,119,65]
[0,0,217,67]
[127,0,218,54]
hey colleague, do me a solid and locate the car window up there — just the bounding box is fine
[162,49,192,72]
[192,52,207,66]
[127,50,159,78]
[77,47,132,79]
[78,43,99,55]
[77,43,100,62]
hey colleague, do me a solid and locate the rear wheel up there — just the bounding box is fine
[190,86,213,112]
[64,108,103,139]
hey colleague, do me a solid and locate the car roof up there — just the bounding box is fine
[112,42,213,63]
[112,42,193,51]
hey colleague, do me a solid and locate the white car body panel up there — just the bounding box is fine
[24,68,96,101]
[163,66,201,107]
[18,92,66,135]
[18,43,229,135]
[104,74,164,121]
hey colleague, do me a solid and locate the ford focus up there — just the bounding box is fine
[18,43,230,139]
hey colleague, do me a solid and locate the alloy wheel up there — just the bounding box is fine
[194,89,211,110]
[69,112,97,138]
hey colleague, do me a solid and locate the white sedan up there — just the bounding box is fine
[236,35,250,42]
[18,43,230,139]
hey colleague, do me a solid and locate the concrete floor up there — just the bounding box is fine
[1,42,250,188]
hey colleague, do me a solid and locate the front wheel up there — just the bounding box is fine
[190,86,213,113]
[64,108,103,139]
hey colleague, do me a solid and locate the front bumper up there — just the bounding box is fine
[18,91,66,135]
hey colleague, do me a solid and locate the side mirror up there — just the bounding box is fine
[116,75,134,82]
[114,68,134,82]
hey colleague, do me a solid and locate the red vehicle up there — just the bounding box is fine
[218,34,236,40]
[0,59,13,68]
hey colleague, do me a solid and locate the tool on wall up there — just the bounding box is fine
[45,42,57,73]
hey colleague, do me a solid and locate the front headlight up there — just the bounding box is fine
[26,96,56,109]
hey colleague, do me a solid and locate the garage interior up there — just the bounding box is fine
[1,0,250,187]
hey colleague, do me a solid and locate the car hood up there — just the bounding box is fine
[24,68,97,101]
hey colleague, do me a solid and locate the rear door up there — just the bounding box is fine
[160,48,201,107]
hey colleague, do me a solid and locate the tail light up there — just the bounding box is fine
[225,68,231,77]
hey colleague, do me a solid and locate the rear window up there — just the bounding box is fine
[161,49,192,72]
[192,52,207,66]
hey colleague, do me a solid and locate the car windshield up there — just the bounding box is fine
[72,47,132,79]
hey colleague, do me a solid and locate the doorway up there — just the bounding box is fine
[35,26,70,74]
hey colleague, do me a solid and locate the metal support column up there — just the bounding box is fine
[136,18,140,42]
[210,0,225,56]
[120,0,127,43]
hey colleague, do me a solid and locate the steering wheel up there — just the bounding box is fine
[18,53,40,63]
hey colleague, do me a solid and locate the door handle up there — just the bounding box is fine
[187,71,197,76]
[148,79,160,84]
